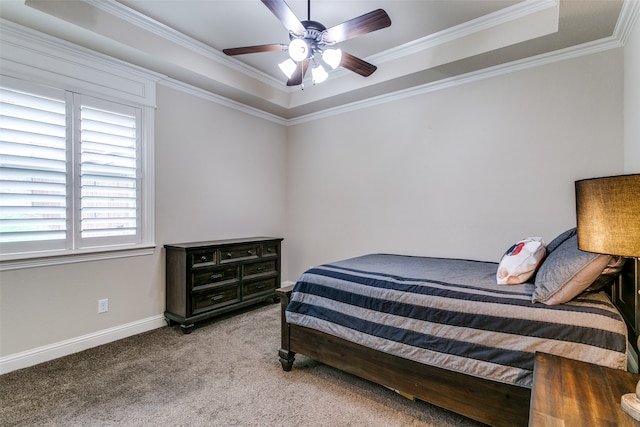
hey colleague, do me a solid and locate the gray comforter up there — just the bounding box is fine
[286,254,628,388]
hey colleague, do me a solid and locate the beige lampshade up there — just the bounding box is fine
[575,174,640,258]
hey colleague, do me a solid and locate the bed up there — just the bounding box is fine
[276,230,628,427]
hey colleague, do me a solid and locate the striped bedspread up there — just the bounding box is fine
[285,254,628,388]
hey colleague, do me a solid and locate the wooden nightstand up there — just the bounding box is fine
[529,352,640,426]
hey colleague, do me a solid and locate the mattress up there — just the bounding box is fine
[285,254,628,387]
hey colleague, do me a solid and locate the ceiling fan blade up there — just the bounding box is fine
[323,9,391,44]
[223,44,287,56]
[287,60,309,86]
[261,0,306,36]
[341,52,377,77]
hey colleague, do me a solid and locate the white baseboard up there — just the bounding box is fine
[3,286,297,375]
[0,315,166,375]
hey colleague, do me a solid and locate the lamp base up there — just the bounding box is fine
[621,391,640,421]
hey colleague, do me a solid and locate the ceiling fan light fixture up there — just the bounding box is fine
[322,48,342,69]
[311,64,328,84]
[278,58,298,78]
[222,0,391,86]
[288,38,309,62]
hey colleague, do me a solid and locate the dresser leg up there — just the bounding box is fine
[180,324,195,334]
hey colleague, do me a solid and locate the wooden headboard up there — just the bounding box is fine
[610,258,640,362]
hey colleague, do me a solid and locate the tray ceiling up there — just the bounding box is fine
[0,0,628,121]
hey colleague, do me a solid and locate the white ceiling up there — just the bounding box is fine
[0,0,629,120]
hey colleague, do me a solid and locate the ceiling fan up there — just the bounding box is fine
[223,0,392,87]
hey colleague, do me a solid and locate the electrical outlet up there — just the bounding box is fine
[98,298,109,313]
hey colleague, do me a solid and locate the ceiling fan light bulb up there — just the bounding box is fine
[278,59,297,78]
[288,38,309,62]
[323,48,342,69]
[312,64,328,84]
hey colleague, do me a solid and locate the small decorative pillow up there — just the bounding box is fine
[532,234,612,305]
[496,237,546,285]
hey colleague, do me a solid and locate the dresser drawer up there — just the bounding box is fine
[220,244,260,263]
[192,285,241,314]
[262,242,279,257]
[190,250,216,267]
[243,278,277,299]
[244,260,277,278]
[192,265,239,288]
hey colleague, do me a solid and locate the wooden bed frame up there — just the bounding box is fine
[276,285,532,427]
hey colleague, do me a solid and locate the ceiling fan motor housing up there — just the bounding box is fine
[289,20,330,60]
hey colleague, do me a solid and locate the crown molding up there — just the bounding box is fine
[83,0,557,95]
[159,23,629,127]
[288,32,625,126]
[8,0,636,125]
[615,0,640,44]
[159,77,289,126]
[371,0,558,65]
[82,0,290,92]
[0,18,162,107]
[286,0,636,125]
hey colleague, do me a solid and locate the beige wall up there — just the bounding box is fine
[154,85,287,245]
[0,84,288,362]
[285,48,625,280]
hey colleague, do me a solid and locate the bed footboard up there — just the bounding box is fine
[276,284,531,427]
[276,285,295,371]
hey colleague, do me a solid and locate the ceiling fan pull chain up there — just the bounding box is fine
[307,0,310,21]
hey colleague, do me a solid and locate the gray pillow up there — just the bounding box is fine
[532,234,611,305]
[545,228,576,255]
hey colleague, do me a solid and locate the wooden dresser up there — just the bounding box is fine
[164,236,283,333]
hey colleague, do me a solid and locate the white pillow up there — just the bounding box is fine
[496,237,546,285]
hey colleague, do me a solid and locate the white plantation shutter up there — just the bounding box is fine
[0,83,68,250]
[0,78,145,258]
[77,96,140,244]
[0,26,156,268]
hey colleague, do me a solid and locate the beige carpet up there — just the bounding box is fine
[0,302,487,426]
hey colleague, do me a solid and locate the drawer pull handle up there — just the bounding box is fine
[256,285,265,290]
[247,250,253,255]
[256,266,265,271]
[210,273,223,280]
[267,248,273,253]
[226,252,232,258]
[211,295,224,301]
[200,256,207,262]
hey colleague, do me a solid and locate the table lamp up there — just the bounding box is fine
[575,174,640,421]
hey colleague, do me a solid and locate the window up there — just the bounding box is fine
[0,23,156,269]
[0,76,151,264]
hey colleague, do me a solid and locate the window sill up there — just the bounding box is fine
[0,245,156,271]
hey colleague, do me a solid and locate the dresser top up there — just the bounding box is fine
[164,236,283,250]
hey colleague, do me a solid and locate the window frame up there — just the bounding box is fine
[0,22,157,270]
